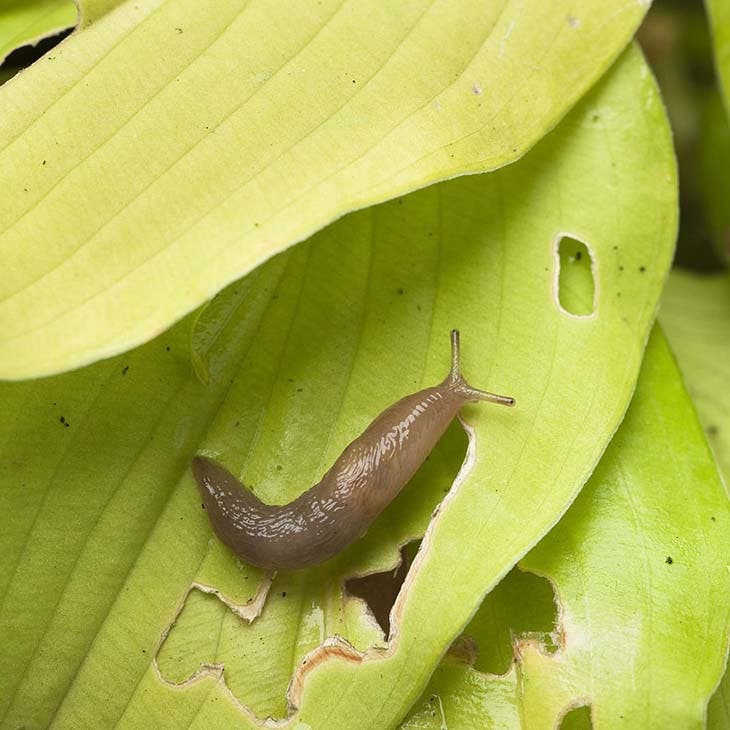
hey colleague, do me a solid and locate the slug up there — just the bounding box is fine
[193,330,514,570]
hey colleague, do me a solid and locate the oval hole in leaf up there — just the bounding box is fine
[559,704,593,729]
[555,235,596,317]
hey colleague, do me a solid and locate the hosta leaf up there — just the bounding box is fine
[707,0,730,116]
[661,270,730,480]
[0,0,76,65]
[661,269,730,729]
[698,92,730,265]
[403,327,730,728]
[0,45,675,729]
[0,0,651,379]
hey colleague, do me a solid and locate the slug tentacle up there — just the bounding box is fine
[445,329,516,407]
[192,330,515,570]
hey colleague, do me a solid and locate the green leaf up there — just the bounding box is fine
[403,327,730,728]
[0,0,650,380]
[661,269,730,730]
[661,270,730,480]
[0,45,676,729]
[698,91,730,264]
[707,0,730,117]
[0,0,76,66]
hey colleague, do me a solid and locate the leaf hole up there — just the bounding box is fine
[345,543,416,636]
[463,567,559,675]
[554,235,597,317]
[0,27,75,84]
[558,704,593,729]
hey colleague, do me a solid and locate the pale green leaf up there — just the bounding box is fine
[403,327,730,729]
[710,673,730,730]
[707,0,730,116]
[661,270,730,480]
[0,45,676,729]
[660,269,730,730]
[698,92,730,265]
[0,0,651,379]
[0,0,76,65]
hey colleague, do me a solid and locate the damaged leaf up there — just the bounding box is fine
[0,45,676,729]
[0,0,76,65]
[403,328,730,728]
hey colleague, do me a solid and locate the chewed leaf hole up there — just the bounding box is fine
[556,235,596,316]
[559,704,593,729]
[346,543,414,636]
[462,567,559,675]
[0,28,75,84]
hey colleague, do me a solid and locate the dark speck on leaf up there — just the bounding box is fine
[613,245,619,251]
[276,465,283,471]
[416,305,422,311]
[707,425,718,436]
[165,346,171,352]
[122,365,129,375]
[288,378,294,383]
[175,27,183,33]
[397,288,404,295]
[619,265,624,271]
[592,114,600,122]
[201,503,206,510]
[282,591,287,597]
[59,416,69,428]
[665,556,673,565]
[297,387,303,392]
[639,266,646,273]
[711,516,716,522]
[575,251,582,261]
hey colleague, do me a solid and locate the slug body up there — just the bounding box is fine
[193,330,514,570]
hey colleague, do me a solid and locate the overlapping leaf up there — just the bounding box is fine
[662,270,730,480]
[403,328,730,729]
[661,269,730,729]
[707,0,730,116]
[0,0,652,379]
[0,44,676,729]
[0,0,76,65]
[699,92,730,265]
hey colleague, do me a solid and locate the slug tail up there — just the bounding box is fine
[447,329,516,407]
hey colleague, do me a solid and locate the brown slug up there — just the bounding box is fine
[192,330,514,570]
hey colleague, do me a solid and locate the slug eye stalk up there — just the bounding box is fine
[446,329,516,406]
